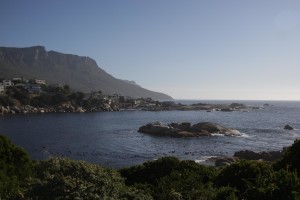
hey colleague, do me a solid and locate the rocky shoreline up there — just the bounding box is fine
[0,104,119,115]
[0,100,264,115]
[208,149,283,167]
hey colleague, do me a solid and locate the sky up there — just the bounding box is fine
[1,0,300,100]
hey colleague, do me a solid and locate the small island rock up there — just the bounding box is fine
[284,125,294,130]
[138,122,241,137]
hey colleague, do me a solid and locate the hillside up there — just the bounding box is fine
[0,46,172,100]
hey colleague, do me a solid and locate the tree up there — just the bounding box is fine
[63,84,71,94]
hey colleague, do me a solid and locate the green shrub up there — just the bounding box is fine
[274,139,300,175]
[215,160,300,199]
[215,160,272,193]
[155,170,217,200]
[120,157,218,199]
[215,187,238,200]
[244,168,300,200]
[26,158,151,200]
[0,95,15,106]
[121,157,182,185]
[0,135,32,199]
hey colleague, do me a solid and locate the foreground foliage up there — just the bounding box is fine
[26,158,151,200]
[0,135,32,199]
[216,160,300,200]
[1,134,300,199]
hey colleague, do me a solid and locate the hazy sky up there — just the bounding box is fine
[1,0,300,100]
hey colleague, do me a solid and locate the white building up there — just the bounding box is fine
[12,77,28,82]
[0,85,4,93]
[1,80,13,87]
[34,79,46,85]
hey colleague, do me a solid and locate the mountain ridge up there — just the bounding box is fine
[0,46,172,100]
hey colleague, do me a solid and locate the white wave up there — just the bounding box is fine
[194,156,218,166]
[195,156,217,163]
[211,133,225,137]
[237,132,250,138]
[210,130,250,138]
[291,132,300,138]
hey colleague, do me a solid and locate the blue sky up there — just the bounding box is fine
[1,0,300,100]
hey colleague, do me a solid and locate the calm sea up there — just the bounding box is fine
[0,100,300,168]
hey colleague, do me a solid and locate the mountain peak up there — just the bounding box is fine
[0,46,172,100]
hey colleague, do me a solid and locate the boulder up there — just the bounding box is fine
[169,122,191,131]
[284,125,294,130]
[206,156,237,167]
[220,108,233,112]
[214,157,236,167]
[190,122,240,136]
[230,103,247,109]
[138,122,170,135]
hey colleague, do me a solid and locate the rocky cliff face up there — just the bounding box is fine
[0,46,172,100]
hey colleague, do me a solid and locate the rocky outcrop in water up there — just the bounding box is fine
[209,157,237,167]
[234,150,282,161]
[0,104,120,115]
[284,125,294,130]
[208,149,283,167]
[138,122,241,137]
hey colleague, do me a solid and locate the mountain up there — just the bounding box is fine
[0,46,172,100]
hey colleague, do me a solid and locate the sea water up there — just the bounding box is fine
[0,100,299,168]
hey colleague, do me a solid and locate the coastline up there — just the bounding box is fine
[0,101,261,115]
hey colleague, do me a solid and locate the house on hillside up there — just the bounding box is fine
[12,77,28,83]
[90,91,104,99]
[24,84,43,94]
[1,80,14,87]
[34,79,46,85]
[0,85,4,93]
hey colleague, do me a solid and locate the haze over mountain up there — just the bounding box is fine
[0,46,172,100]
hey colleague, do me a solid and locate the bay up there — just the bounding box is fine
[0,100,300,168]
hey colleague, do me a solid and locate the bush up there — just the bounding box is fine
[215,160,300,199]
[121,157,182,185]
[155,170,217,200]
[31,94,52,107]
[26,158,151,200]
[215,160,272,192]
[0,95,15,106]
[120,157,219,199]
[274,139,300,175]
[0,135,32,199]
[11,86,30,105]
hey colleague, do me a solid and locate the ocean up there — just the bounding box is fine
[0,100,300,168]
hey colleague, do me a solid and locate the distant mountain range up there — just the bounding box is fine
[0,46,172,100]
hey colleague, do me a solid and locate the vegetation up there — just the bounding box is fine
[26,158,151,200]
[0,135,32,199]
[0,84,83,107]
[274,139,300,174]
[1,134,300,199]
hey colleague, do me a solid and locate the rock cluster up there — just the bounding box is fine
[0,105,49,114]
[0,104,119,115]
[138,122,241,137]
[209,150,282,167]
[208,157,238,167]
[234,150,282,161]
